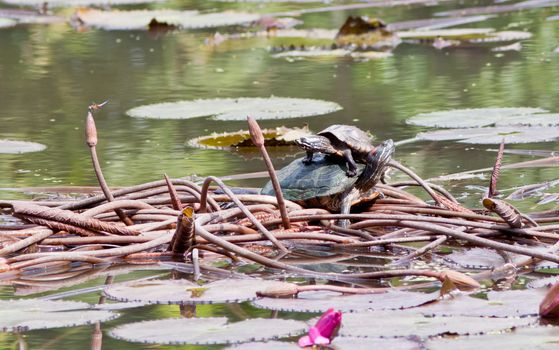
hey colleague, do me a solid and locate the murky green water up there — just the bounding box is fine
[1,0,559,348]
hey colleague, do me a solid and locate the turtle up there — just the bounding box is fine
[261,139,394,227]
[295,124,375,177]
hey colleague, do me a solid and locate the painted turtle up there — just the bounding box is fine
[295,124,375,177]
[262,139,394,227]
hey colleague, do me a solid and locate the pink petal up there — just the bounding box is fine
[298,335,313,348]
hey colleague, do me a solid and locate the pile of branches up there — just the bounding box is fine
[1,103,559,291]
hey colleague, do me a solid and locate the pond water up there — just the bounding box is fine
[1,0,559,348]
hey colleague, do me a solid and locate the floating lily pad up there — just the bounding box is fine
[272,49,392,59]
[224,337,421,350]
[0,18,16,28]
[127,97,342,120]
[93,301,147,310]
[188,125,311,149]
[109,317,307,345]
[426,326,559,350]
[252,290,437,313]
[435,0,559,17]
[445,248,505,269]
[527,276,559,289]
[0,299,117,331]
[419,289,547,317]
[0,140,47,154]
[2,0,164,5]
[407,107,547,128]
[398,28,495,40]
[105,279,288,305]
[340,311,535,338]
[416,126,559,144]
[469,31,532,43]
[75,8,260,30]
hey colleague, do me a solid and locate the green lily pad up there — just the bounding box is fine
[416,126,559,144]
[426,326,559,350]
[75,8,260,30]
[2,0,164,5]
[420,289,547,317]
[0,140,47,154]
[224,337,421,350]
[407,107,547,128]
[398,28,495,40]
[109,317,307,345]
[340,311,536,338]
[0,18,16,28]
[272,49,392,59]
[0,299,117,331]
[435,0,559,17]
[127,97,342,120]
[104,279,288,305]
[252,290,438,313]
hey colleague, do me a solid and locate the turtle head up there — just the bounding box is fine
[296,135,337,154]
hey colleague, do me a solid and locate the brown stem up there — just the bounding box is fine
[388,159,442,205]
[247,116,290,230]
[199,176,288,253]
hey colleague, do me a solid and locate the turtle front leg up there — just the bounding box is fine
[302,150,314,165]
[343,149,357,177]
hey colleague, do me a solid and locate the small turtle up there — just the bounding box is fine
[295,124,375,177]
[262,139,394,227]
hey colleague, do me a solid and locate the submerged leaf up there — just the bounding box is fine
[188,126,312,149]
[416,126,559,144]
[127,97,342,120]
[0,140,47,154]
[75,8,260,30]
[252,290,437,313]
[272,49,392,59]
[109,317,307,345]
[0,299,117,331]
[104,279,286,304]
[398,28,495,40]
[340,310,535,338]
[407,107,547,128]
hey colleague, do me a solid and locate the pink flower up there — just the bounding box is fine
[298,308,342,348]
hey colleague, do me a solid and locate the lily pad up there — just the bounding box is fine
[224,337,421,350]
[188,125,311,149]
[0,299,117,331]
[419,288,547,317]
[0,140,47,154]
[2,0,165,5]
[104,279,288,305]
[75,8,260,30]
[407,107,548,128]
[416,126,559,144]
[435,0,559,17]
[398,28,495,40]
[0,18,16,28]
[445,248,506,269]
[426,326,559,350]
[340,311,535,338]
[251,290,438,313]
[109,317,307,345]
[126,97,342,120]
[469,31,532,43]
[527,276,559,289]
[272,49,392,59]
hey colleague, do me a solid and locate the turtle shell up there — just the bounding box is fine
[318,124,374,154]
[260,154,364,203]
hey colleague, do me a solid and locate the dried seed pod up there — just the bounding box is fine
[85,111,98,147]
[482,197,523,228]
[441,270,481,291]
[540,281,559,318]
